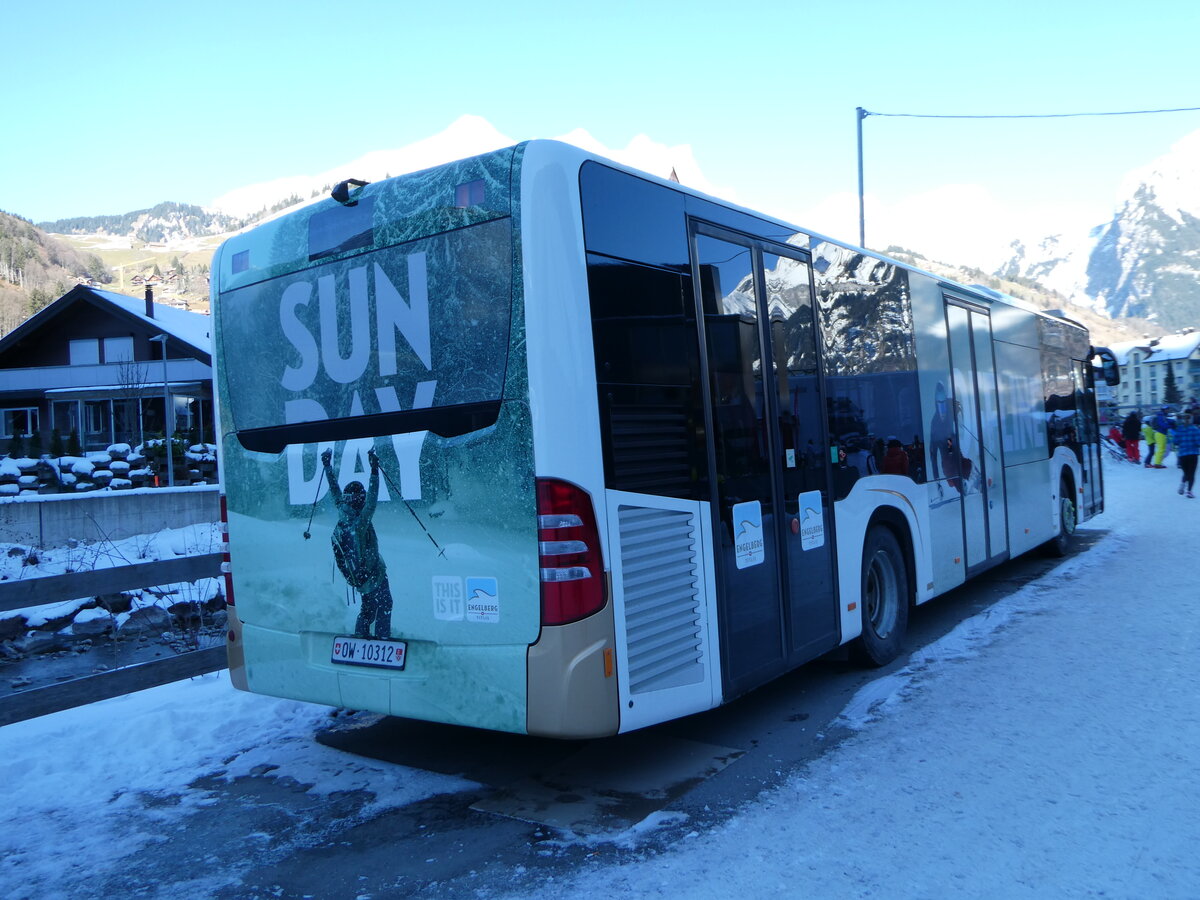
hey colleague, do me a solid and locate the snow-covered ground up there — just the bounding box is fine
[2,522,223,639]
[1,457,1196,898]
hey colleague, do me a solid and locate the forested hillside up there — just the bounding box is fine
[0,210,109,336]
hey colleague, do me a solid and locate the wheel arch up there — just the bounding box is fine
[866,504,918,608]
[1058,464,1078,529]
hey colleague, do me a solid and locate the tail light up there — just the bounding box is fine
[536,478,605,625]
[219,493,235,607]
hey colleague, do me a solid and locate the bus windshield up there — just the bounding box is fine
[217,217,513,451]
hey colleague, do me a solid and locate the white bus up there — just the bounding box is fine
[212,141,1117,738]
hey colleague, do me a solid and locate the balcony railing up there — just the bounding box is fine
[0,359,212,394]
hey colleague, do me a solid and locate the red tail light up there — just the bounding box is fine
[536,478,605,625]
[219,493,235,607]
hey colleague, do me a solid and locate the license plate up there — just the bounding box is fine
[330,636,407,670]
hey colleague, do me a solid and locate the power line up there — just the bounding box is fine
[861,105,1200,120]
[854,104,1200,247]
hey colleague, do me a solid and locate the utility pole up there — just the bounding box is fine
[856,107,870,248]
[149,334,175,487]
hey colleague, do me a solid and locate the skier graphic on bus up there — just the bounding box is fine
[321,446,394,638]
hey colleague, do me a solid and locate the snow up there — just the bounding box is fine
[90,287,212,352]
[1,522,220,585]
[1119,128,1200,225]
[0,677,470,897]
[1,460,1197,897]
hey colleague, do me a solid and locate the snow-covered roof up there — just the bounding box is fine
[1144,331,1200,363]
[1107,340,1143,365]
[89,288,211,354]
[1109,332,1200,365]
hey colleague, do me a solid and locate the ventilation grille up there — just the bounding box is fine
[617,504,703,694]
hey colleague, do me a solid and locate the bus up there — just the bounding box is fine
[212,141,1118,739]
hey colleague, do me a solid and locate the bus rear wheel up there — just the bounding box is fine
[1046,477,1076,558]
[851,526,909,667]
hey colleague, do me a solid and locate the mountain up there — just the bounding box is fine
[886,246,1143,348]
[38,201,243,244]
[1000,130,1200,331]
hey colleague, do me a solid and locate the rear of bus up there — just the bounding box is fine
[212,145,618,737]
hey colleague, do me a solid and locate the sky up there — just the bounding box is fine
[3,455,1198,897]
[3,1,1200,268]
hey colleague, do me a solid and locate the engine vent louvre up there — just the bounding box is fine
[617,504,704,694]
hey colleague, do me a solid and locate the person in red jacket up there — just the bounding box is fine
[882,438,910,476]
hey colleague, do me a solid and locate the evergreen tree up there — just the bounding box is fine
[29,430,44,457]
[50,428,64,457]
[67,428,82,457]
[1164,364,1183,405]
[8,433,26,458]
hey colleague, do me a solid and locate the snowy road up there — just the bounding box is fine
[1,459,1197,899]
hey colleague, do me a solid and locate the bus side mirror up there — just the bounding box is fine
[1092,346,1120,387]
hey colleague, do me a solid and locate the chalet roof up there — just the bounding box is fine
[88,288,211,355]
[0,285,211,365]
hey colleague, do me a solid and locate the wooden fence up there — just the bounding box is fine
[0,553,226,726]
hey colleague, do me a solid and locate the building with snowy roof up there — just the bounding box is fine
[1108,328,1200,411]
[0,285,212,453]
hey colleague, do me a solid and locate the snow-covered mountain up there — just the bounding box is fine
[39,201,242,244]
[1000,129,1200,330]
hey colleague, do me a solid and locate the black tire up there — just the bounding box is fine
[851,526,909,667]
[1045,477,1076,558]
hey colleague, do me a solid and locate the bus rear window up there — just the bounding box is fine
[217,218,513,448]
[309,197,375,261]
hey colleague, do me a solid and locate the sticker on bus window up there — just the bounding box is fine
[465,577,500,623]
[433,576,465,621]
[798,491,825,551]
[732,501,764,569]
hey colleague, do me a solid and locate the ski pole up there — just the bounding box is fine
[302,471,323,539]
[378,466,446,558]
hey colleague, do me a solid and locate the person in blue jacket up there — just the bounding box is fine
[1173,412,1200,498]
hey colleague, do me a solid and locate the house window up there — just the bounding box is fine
[69,339,100,365]
[103,336,134,363]
[84,399,112,447]
[2,407,38,438]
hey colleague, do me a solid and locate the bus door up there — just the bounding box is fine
[945,301,1009,571]
[692,224,838,697]
[1074,359,1102,517]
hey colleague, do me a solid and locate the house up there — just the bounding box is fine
[0,284,213,455]
[1109,328,1200,412]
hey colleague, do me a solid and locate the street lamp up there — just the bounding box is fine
[149,334,174,487]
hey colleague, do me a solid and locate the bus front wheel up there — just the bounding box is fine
[851,526,909,667]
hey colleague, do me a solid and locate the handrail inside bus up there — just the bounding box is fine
[233,400,503,454]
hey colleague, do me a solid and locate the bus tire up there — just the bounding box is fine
[851,526,909,667]
[1046,476,1076,558]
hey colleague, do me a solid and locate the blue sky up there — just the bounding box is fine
[3,0,1199,265]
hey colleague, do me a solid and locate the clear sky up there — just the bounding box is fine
[3,0,1199,266]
